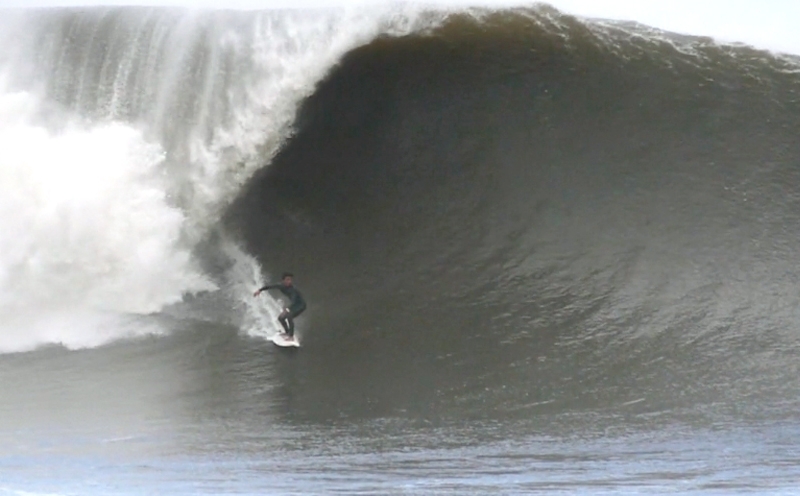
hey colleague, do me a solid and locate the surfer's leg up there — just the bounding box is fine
[286,315,295,337]
[285,305,304,338]
[278,312,291,334]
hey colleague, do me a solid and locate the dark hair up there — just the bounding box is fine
[281,272,294,279]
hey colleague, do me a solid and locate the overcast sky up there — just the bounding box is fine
[1,0,798,55]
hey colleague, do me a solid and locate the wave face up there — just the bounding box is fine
[228,9,800,420]
[0,6,438,351]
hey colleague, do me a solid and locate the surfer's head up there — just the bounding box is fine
[281,272,294,286]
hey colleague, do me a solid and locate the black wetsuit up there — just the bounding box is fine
[259,283,306,336]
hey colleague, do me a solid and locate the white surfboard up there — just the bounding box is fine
[270,333,300,348]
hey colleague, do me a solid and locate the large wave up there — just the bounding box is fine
[225,8,800,418]
[3,4,800,421]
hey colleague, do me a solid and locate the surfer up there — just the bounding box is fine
[253,272,306,341]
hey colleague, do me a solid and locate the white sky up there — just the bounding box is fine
[549,0,800,55]
[1,0,799,55]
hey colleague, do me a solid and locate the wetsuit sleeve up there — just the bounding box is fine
[258,284,280,292]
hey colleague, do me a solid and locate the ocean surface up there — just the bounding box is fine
[1,4,800,494]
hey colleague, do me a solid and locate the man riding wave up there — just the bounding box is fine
[254,272,306,342]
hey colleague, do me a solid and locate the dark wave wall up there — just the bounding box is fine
[227,11,800,422]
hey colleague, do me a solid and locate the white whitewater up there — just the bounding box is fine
[0,6,443,352]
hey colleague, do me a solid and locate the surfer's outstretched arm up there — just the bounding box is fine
[253,284,279,297]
